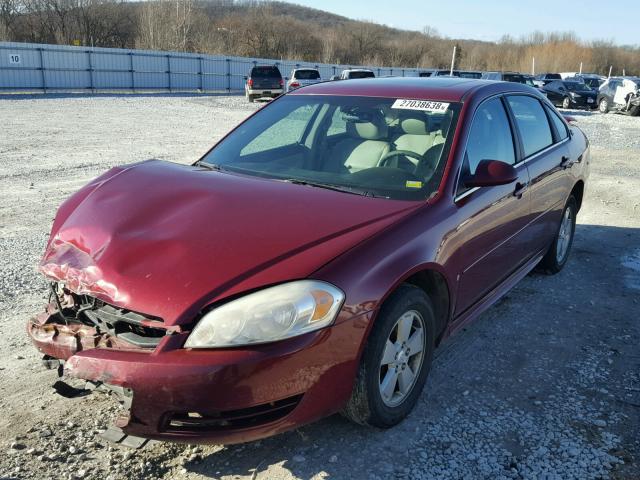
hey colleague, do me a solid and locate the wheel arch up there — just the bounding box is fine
[393,267,452,346]
[570,180,585,211]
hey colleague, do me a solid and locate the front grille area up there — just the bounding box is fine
[48,284,166,349]
[81,300,165,348]
[163,395,304,432]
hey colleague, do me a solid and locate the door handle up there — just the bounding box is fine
[514,181,529,198]
[560,156,574,169]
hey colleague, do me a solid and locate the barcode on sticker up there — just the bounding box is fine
[391,99,449,112]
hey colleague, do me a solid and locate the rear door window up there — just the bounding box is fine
[545,106,569,141]
[251,66,282,79]
[294,70,320,80]
[506,96,553,157]
[348,71,375,79]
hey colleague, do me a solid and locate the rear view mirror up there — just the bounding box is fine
[464,160,518,188]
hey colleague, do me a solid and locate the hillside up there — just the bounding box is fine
[0,0,637,75]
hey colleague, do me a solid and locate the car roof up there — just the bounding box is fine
[290,77,536,102]
[343,68,374,72]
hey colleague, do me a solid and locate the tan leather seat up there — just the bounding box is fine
[393,114,435,157]
[392,111,453,179]
[325,113,390,173]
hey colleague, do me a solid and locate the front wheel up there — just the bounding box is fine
[599,98,609,113]
[562,96,571,109]
[342,285,435,428]
[540,196,577,274]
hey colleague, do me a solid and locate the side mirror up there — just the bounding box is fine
[464,160,518,188]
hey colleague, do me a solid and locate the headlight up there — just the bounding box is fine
[570,92,582,98]
[184,280,345,348]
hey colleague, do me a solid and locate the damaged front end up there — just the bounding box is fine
[28,281,174,446]
[29,282,168,362]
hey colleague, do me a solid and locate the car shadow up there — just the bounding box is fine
[178,223,639,480]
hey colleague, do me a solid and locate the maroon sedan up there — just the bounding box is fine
[28,77,589,445]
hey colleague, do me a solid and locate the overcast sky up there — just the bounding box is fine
[292,0,638,45]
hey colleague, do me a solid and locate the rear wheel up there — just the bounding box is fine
[540,196,577,274]
[599,97,609,113]
[562,96,571,109]
[342,285,435,428]
[247,94,255,103]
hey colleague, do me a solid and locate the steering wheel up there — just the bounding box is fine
[378,150,424,174]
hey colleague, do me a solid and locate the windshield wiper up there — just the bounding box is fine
[282,178,374,197]
[196,161,226,171]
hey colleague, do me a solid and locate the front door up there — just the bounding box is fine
[453,96,532,316]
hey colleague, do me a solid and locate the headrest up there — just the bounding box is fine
[346,112,388,140]
[399,114,429,135]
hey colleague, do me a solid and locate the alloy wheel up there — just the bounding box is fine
[556,207,573,263]
[599,98,608,113]
[378,310,426,407]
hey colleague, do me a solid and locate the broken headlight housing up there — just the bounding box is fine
[184,280,345,348]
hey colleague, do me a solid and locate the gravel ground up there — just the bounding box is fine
[0,95,639,480]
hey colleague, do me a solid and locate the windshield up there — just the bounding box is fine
[294,70,320,80]
[200,95,460,201]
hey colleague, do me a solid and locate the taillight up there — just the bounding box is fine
[247,78,253,87]
[279,78,284,87]
[290,81,300,88]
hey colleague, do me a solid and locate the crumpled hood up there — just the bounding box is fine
[41,160,419,325]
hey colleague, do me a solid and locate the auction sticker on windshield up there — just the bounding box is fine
[391,99,449,112]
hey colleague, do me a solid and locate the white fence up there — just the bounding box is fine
[0,42,422,93]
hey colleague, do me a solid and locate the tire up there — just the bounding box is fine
[248,94,254,103]
[562,96,571,109]
[342,284,436,428]
[599,97,609,113]
[630,105,640,117]
[539,196,577,274]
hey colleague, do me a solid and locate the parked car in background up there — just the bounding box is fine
[567,74,605,91]
[29,77,589,445]
[482,72,547,96]
[597,77,640,115]
[419,69,482,79]
[339,69,375,80]
[543,80,597,109]
[286,68,322,92]
[533,73,562,88]
[245,65,284,102]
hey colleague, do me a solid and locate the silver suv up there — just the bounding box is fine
[339,69,375,80]
[286,68,321,92]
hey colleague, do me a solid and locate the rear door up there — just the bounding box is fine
[453,96,532,315]
[544,81,562,104]
[505,95,572,254]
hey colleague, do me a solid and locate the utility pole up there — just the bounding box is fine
[608,66,613,78]
[449,45,456,76]
[579,62,582,75]
[532,57,535,75]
